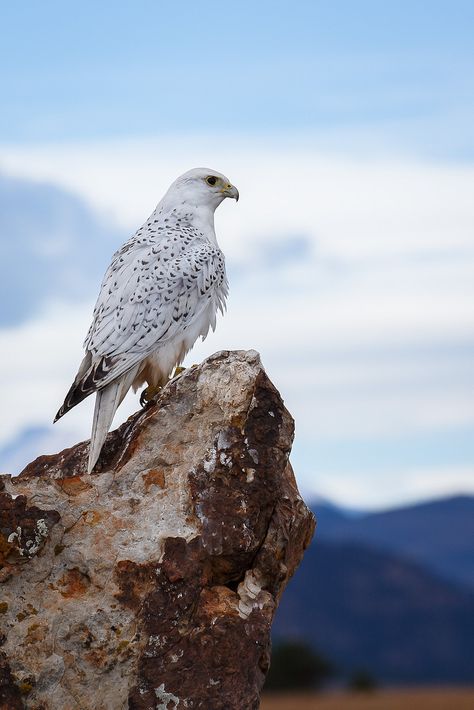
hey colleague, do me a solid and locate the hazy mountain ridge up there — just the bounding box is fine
[272,496,474,683]
[312,495,474,589]
[274,539,474,684]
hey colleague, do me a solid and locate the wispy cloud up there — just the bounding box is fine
[314,464,474,511]
[0,172,124,325]
[0,140,473,507]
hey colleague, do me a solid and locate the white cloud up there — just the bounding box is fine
[313,465,474,511]
[2,136,474,260]
[1,270,472,450]
[0,303,96,446]
[0,136,473,506]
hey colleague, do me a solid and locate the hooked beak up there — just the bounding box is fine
[221,183,239,202]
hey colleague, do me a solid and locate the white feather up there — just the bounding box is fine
[57,167,236,471]
[88,365,140,473]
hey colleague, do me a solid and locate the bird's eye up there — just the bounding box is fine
[206,176,218,186]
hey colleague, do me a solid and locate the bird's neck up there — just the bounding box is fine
[156,200,219,246]
[188,205,217,241]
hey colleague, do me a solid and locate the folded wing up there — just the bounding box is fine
[54,238,226,421]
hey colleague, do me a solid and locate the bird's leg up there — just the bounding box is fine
[171,364,199,379]
[140,365,194,406]
[139,384,162,407]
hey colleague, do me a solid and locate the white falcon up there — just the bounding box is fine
[55,168,238,473]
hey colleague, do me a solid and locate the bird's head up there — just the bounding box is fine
[163,168,239,212]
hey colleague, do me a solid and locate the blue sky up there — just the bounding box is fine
[0,2,473,508]
[1,1,473,157]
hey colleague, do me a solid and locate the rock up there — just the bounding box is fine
[0,350,315,709]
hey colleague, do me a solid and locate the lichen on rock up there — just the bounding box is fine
[0,350,315,709]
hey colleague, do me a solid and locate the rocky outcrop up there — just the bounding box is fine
[0,350,315,709]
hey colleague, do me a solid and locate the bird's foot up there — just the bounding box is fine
[140,366,195,406]
[171,365,198,379]
[139,384,162,407]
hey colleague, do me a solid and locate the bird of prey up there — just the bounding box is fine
[54,168,239,473]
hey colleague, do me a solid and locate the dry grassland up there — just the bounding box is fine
[261,688,474,710]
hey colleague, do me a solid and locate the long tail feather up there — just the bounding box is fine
[87,366,139,473]
[88,382,121,474]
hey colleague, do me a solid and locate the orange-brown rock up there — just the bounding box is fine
[0,350,315,709]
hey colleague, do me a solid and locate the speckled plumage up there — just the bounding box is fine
[55,168,239,472]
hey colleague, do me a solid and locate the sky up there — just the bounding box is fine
[0,1,473,509]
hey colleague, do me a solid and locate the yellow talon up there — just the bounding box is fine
[140,366,190,406]
[139,384,162,407]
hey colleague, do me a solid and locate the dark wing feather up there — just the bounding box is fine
[54,352,115,421]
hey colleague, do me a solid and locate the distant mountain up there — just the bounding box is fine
[274,540,474,684]
[0,172,125,325]
[312,496,474,589]
[310,499,357,528]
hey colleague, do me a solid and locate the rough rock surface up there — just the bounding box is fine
[0,350,315,709]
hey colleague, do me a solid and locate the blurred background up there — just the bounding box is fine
[1,1,473,706]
